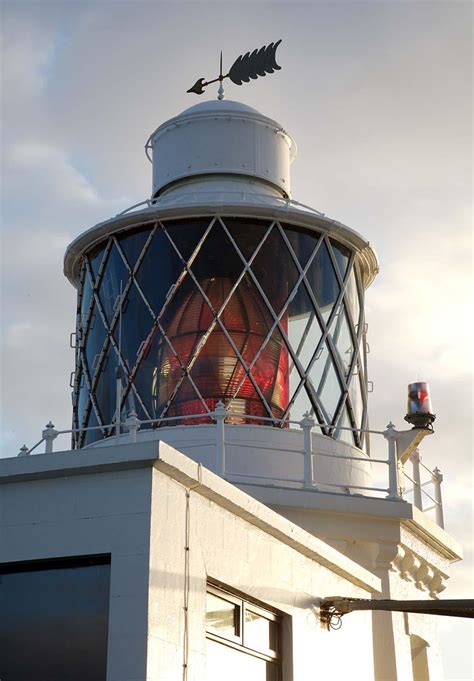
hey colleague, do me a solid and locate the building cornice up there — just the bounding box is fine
[240,484,463,563]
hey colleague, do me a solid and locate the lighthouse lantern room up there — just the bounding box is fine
[65,99,377,463]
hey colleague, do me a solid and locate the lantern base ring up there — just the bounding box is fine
[404,412,436,430]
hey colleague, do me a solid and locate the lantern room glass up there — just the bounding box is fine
[73,217,367,449]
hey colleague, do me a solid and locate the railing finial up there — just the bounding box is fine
[42,421,58,454]
[125,410,141,443]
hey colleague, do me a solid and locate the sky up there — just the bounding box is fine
[1,0,472,677]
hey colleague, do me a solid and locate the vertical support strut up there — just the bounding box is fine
[411,448,423,510]
[432,467,444,528]
[384,422,402,501]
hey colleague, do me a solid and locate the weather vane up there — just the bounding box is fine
[187,40,282,100]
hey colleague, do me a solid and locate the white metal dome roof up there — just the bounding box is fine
[175,99,261,116]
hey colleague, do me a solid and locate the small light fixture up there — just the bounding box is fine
[404,381,436,429]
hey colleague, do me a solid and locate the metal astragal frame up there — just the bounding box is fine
[72,216,369,449]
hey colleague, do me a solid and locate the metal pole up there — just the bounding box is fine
[384,422,402,501]
[115,282,124,443]
[320,598,474,629]
[300,412,316,489]
[432,467,445,528]
[214,401,226,476]
[42,421,58,454]
[411,448,423,510]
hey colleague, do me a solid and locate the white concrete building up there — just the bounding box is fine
[0,97,462,681]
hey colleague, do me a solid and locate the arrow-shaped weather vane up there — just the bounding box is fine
[187,40,282,99]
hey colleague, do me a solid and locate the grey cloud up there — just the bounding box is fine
[1,2,472,675]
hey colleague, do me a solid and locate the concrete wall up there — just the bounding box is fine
[0,463,153,680]
[255,491,460,681]
[0,441,379,681]
[147,467,376,681]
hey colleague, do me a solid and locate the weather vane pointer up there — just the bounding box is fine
[187,40,282,99]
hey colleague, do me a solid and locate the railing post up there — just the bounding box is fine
[115,368,123,443]
[214,401,227,477]
[410,448,423,510]
[432,467,444,528]
[384,422,402,501]
[125,410,140,443]
[18,444,29,457]
[300,412,316,489]
[42,421,58,454]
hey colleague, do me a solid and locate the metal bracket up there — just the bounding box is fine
[396,427,433,465]
[321,597,474,631]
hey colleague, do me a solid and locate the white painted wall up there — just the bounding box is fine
[147,467,376,680]
[0,464,153,679]
[252,490,461,681]
[0,441,379,681]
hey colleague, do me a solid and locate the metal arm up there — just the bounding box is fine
[320,598,474,630]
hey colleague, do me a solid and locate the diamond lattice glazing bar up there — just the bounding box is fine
[73,216,367,448]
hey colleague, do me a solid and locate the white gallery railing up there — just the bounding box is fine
[15,402,444,528]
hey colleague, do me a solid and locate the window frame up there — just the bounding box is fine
[205,583,282,669]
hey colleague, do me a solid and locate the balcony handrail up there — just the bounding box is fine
[315,450,384,464]
[225,440,305,456]
[114,194,327,219]
[403,483,441,508]
[419,457,436,476]
[14,405,444,528]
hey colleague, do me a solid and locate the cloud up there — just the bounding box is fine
[367,207,472,380]
[0,139,131,453]
[0,2,472,675]
[4,141,100,208]
[0,12,55,98]
[4,322,33,348]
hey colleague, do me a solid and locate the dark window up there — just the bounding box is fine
[0,555,110,681]
[205,584,281,680]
